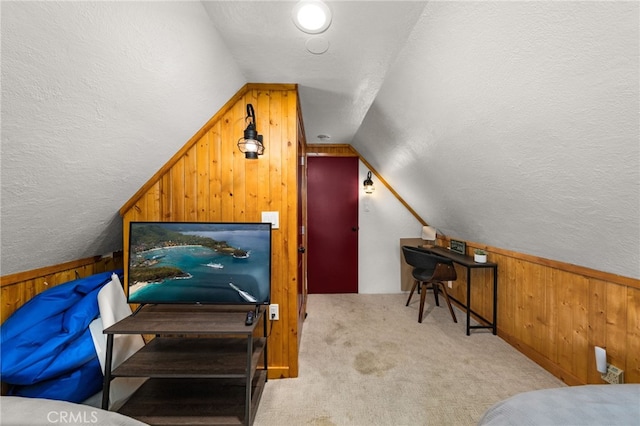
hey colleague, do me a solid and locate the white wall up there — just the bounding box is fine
[353,2,639,278]
[1,2,246,274]
[358,161,422,294]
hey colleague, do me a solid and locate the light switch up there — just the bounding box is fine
[262,211,279,229]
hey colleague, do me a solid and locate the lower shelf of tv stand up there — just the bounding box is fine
[117,372,267,426]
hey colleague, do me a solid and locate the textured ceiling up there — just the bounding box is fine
[201,1,426,144]
[1,1,638,279]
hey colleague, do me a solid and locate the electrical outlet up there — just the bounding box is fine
[269,304,279,321]
[601,364,624,384]
[447,281,453,288]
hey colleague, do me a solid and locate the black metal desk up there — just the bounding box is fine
[423,247,498,335]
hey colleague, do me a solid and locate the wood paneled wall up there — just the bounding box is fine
[119,84,302,379]
[1,253,124,324]
[1,253,123,395]
[307,144,358,156]
[439,237,640,385]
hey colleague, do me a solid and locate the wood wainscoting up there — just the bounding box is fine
[1,252,124,324]
[1,253,124,395]
[436,237,640,385]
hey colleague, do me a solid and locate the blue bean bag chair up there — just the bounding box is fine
[1,270,122,402]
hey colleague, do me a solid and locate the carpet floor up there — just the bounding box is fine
[254,293,565,426]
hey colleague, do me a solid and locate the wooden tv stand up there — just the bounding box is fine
[102,304,267,426]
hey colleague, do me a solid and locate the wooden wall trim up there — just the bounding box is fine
[499,332,586,386]
[267,366,290,380]
[440,236,639,289]
[1,252,123,288]
[1,253,124,324]
[306,144,358,156]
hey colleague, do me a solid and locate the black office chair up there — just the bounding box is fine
[402,246,458,323]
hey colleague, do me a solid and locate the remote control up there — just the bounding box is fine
[245,311,255,326]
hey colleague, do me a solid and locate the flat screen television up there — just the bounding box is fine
[126,221,272,306]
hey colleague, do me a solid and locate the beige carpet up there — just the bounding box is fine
[254,293,565,426]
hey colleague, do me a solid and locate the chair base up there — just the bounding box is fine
[406,279,457,323]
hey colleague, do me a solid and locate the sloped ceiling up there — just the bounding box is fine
[354,1,640,278]
[201,1,426,144]
[1,1,638,279]
[1,1,246,274]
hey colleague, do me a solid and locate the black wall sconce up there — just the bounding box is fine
[237,104,264,159]
[363,171,375,194]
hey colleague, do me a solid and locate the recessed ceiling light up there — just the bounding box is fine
[292,0,332,34]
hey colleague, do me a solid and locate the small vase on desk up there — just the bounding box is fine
[474,250,487,263]
[474,254,487,263]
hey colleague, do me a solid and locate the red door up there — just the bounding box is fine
[307,156,359,293]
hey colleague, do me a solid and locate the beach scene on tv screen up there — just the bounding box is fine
[128,222,271,304]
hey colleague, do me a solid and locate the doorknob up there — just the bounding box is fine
[298,246,306,253]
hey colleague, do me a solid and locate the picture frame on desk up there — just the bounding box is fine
[450,240,466,255]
